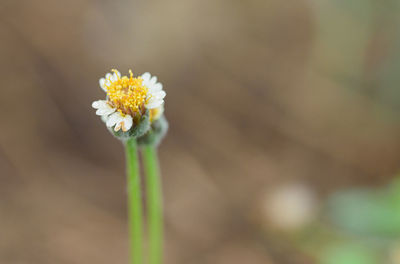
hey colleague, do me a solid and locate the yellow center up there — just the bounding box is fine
[105,69,149,116]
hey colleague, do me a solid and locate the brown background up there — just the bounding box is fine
[1,0,400,263]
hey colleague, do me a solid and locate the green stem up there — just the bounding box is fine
[125,138,143,264]
[143,145,163,264]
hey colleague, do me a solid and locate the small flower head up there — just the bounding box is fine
[92,69,166,135]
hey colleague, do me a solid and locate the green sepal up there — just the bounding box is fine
[129,110,151,138]
[137,115,169,147]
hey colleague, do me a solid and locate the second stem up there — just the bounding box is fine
[143,145,163,264]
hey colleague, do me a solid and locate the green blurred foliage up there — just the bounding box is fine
[327,178,400,236]
[319,243,380,264]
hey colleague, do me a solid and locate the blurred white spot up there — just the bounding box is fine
[261,183,317,230]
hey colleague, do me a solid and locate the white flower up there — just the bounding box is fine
[141,72,166,109]
[92,69,166,132]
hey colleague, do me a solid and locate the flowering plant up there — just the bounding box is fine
[92,69,167,264]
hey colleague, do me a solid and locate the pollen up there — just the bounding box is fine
[106,69,149,116]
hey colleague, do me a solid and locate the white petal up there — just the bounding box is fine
[147,94,165,102]
[148,83,163,92]
[96,106,115,116]
[93,100,116,116]
[122,115,133,131]
[141,72,151,82]
[92,100,104,109]
[99,78,106,91]
[153,90,166,99]
[105,73,112,80]
[106,112,123,127]
[150,76,158,85]
[141,72,165,107]
[92,100,110,109]
[113,70,121,79]
[111,70,121,82]
[147,93,166,105]
[145,100,164,109]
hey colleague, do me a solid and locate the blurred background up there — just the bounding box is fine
[1,0,400,263]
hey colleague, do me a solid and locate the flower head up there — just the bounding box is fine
[92,69,166,133]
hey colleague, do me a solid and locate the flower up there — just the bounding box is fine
[92,69,166,132]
